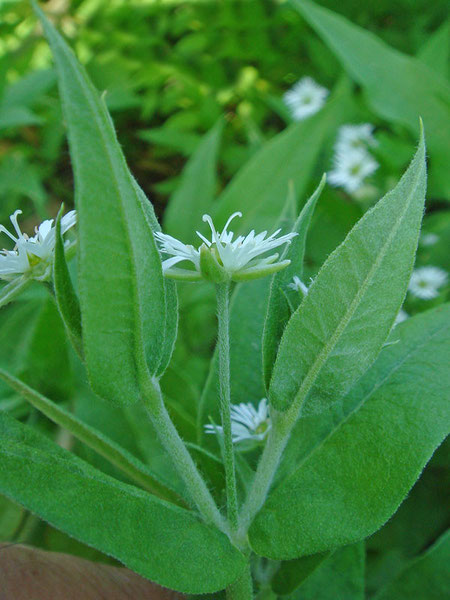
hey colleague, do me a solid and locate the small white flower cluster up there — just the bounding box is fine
[283,77,329,121]
[205,398,271,445]
[155,212,296,283]
[408,266,448,300]
[0,209,77,282]
[329,124,379,194]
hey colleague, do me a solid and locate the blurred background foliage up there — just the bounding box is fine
[0,0,449,597]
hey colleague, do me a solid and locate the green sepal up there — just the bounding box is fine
[232,259,291,282]
[199,244,229,283]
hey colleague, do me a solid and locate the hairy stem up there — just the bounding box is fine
[216,281,239,531]
[142,379,227,533]
[226,562,253,600]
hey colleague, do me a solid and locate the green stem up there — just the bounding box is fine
[0,367,183,505]
[142,379,227,533]
[238,403,300,536]
[226,562,253,600]
[216,281,239,531]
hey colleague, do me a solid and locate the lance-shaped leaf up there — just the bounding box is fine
[33,3,176,404]
[0,411,245,593]
[262,175,325,390]
[269,130,426,414]
[249,304,450,558]
[53,208,83,357]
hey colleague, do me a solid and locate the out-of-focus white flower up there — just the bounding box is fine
[283,77,329,121]
[335,123,377,153]
[288,275,309,296]
[155,212,296,283]
[408,266,448,300]
[420,232,439,247]
[328,148,379,194]
[205,398,271,444]
[394,309,408,326]
[0,209,77,282]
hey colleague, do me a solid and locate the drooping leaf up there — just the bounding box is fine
[262,175,325,390]
[0,410,245,593]
[417,20,449,79]
[373,530,450,600]
[249,304,450,558]
[269,131,426,414]
[33,3,176,404]
[164,119,223,245]
[291,0,450,197]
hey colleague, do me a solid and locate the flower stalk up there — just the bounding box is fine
[216,281,239,532]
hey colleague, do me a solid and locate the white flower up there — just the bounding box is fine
[328,148,379,194]
[205,398,271,444]
[0,209,77,282]
[420,232,439,247]
[288,275,309,296]
[283,77,329,121]
[394,309,408,326]
[408,266,448,300]
[155,212,297,282]
[335,123,377,153]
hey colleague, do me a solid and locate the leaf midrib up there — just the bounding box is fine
[281,155,424,414]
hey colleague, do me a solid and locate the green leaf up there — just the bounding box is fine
[249,304,450,558]
[262,175,325,390]
[0,411,245,594]
[269,132,426,414]
[33,3,175,404]
[417,20,449,79]
[0,367,183,505]
[291,0,450,197]
[272,551,330,595]
[163,119,223,245]
[20,296,73,402]
[211,77,353,233]
[0,276,31,310]
[53,209,83,357]
[374,530,450,600]
[285,544,365,600]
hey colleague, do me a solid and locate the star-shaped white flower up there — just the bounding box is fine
[335,123,377,154]
[408,266,448,300]
[328,148,379,194]
[205,399,271,445]
[420,232,439,247]
[155,212,296,283]
[283,77,329,121]
[0,209,77,282]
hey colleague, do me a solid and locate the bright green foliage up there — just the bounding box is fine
[212,78,353,233]
[374,530,450,600]
[262,175,325,390]
[285,544,365,600]
[164,119,223,245]
[249,304,450,558]
[272,551,329,595]
[417,20,449,78]
[53,209,83,357]
[0,410,245,593]
[269,130,426,414]
[292,0,450,197]
[33,3,175,404]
